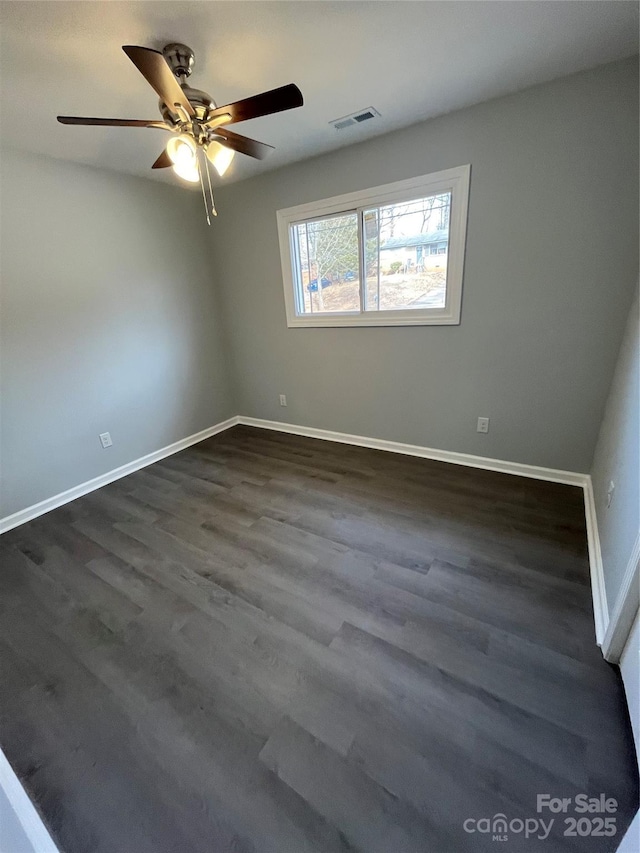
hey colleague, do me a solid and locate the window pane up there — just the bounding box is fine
[292,213,359,314]
[364,193,451,311]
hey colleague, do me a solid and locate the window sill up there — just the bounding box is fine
[286,310,461,328]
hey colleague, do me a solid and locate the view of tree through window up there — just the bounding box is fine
[291,192,451,314]
[293,213,359,313]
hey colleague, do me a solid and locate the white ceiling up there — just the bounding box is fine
[1,1,637,186]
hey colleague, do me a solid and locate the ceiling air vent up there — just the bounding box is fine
[331,107,380,130]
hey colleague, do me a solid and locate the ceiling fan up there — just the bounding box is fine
[57,44,304,222]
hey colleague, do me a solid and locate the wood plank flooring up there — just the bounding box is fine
[1,426,637,852]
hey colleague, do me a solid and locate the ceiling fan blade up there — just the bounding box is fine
[57,116,170,128]
[212,128,275,160]
[122,45,195,118]
[152,149,172,169]
[206,83,303,126]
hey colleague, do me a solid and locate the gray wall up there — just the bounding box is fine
[208,57,639,473]
[591,290,639,611]
[0,148,234,519]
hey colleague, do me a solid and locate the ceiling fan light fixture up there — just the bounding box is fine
[167,133,199,182]
[171,160,200,183]
[166,133,197,168]
[57,44,303,219]
[206,140,235,177]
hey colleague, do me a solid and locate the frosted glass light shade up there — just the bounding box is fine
[172,160,200,183]
[166,134,199,182]
[166,134,197,167]
[205,140,235,177]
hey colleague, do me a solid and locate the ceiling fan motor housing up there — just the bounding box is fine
[183,87,217,119]
[161,44,217,122]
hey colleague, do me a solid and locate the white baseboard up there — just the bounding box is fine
[238,417,589,486]
[582,478,609,646]
[0,416,240,535]
[0,748,59,853]
[602,533,640,663]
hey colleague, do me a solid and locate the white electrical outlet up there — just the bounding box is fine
[607,480,615,508]
[477,417,490,434]
[99,432,113,449]
[279,394,287,407]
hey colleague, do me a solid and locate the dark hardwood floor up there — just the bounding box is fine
[0,426,637,853]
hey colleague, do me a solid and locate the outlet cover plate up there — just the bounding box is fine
[99,432,113,449]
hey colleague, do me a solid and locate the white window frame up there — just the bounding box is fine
[277,164,470,328]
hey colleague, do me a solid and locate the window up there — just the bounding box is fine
[277,165,470,327]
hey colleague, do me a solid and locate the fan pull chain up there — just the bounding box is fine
[197,148,217,225]
[198,166,210,226]
[204,151,217,218]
